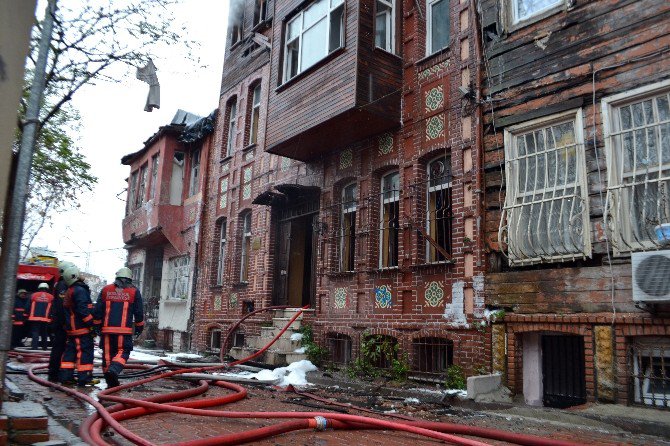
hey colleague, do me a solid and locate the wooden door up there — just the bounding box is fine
[273,220,291,305]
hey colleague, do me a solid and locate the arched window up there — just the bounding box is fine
[216,220,227,286]
[240,212,252,282]
[426,155,452,262]
[248,83,262,145]
[340,183,357,272]
[379,171,400,268]
[225,97,237,157]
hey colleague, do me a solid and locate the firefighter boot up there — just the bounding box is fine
[104,370,120,389]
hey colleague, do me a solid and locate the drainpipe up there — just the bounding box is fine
[0,0,57,409]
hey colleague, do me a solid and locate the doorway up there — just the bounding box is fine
[273,204,318,308]
[541,334,586,408]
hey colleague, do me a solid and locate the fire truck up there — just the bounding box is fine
[17,255,60,293]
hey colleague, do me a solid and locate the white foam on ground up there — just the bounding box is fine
[290,333,303,341]
[293,347,306,354]
[248,359,317,387]
[404,397,420,404]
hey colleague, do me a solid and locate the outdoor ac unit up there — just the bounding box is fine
[632,250,670,303]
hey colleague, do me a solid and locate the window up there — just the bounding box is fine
[254,0,267,26]
[167,256,190,299]
[502,110,590,265]
[426,156,452,262]
[326,333,352,365]
[188,149,201,196]
[240,213,252,282]
[208,328,222,352]
[283,0,345,82]
[149,154,159,200]
[130,264,143,291]
[631,338,670,408]
[127,170,138,215]
[249,84,262,145]
[380,171,400,268]
[412,337,453,376]
[603,81,670,254]
[511,0,562,25]
[340,183,357,272]
[426,0,449,55]
[226,98,237,157]
[229,1,244,46]
[375,0,394,52]
[216,220,227,286]
[136,164,148,208]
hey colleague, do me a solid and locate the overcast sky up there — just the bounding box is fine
[31,0,229,281]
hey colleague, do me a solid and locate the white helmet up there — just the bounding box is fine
[58,261,74,275]
[38,282,49,290]
[115,267,133,280]
[62,265,81,286]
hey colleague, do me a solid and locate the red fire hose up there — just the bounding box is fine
[17,307,584,446]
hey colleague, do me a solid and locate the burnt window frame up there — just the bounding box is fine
[188,148,201,197]
[224,96,238,158]
[135,163,148,209]
[127,170,139,215]
[229,0,245,47]
[253,0,268,26]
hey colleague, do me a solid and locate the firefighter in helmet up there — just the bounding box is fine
[48,261,73,381]
[93,267,144,388]
[27,282,54,350]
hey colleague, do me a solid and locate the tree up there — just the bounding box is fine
[16,0,196,252]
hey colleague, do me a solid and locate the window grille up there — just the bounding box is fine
[326,333,352,365]
[501,110,591,265]
[189,149,201,196]
[426,0,449,55]
[283,0,345,82]
[375,0,394,52]
[426,156,453,262]
[340,183,357,272]
[216,220,227,286]
[168,256,190,299]
[240,213,252,282]
[630,338,670,409]
[380,172,400,268]
[603,83,670,254]
[412,337,453,380]
[149,154,159,200]
[364,334,398,370]
[249,84,262,145]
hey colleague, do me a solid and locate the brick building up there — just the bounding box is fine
[193,0,491,379]
[479,0,670,407]
[121,110,215,351]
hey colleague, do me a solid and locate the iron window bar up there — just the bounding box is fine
[326,333,352,366]
[411,337,453,382]
[630,340,670,409]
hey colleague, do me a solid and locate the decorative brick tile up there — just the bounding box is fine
[423,280,445,307]
[425,115,445,141]
[378,133,394,155]
[374,284,392,309]
[425,86,444,113]
[339,149,353,169]
[333,287,347,309]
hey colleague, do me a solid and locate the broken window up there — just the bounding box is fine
[412,337,453,378]
[511,0,562,24]
[188,149,201,197]
[364,334,398,370]
[380,171,400,268]
[233,331,246,347]
[129,264,143,292]
[249,84,262,145]
[426,0,449,55]
[208,328,222,352]
[127,170,138,215]
[216,220,227,286]
[501,110,591,265]
[149,154,159,200]
[240,212,252,282]
[229,1,244,46]
[226,98,237,157]
[326,333,352,365]
[630,337,670,408]
[167,256,190,299]
[375,0,394,52]
[253,0,267,26]
[136,164,147,209]
[426,155,452,262]
[340,183,357,272]
[283,0,345,82]
[603,81,670,254]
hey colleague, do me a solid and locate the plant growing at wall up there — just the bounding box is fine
[297,324,328,367]
[347,333,409,382]
[445,364,466,390]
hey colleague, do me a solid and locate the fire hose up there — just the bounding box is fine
[12,306,583,446]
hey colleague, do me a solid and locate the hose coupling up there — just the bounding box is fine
[313,416,328,431]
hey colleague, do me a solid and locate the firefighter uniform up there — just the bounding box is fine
[93,269,144,388]
[59,275,95,385]
[48,277,68,381]
[28,284,54,350]
[11,290,29,349]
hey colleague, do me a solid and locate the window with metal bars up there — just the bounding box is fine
[603,81,670,255]
[364,334,398,370]
[501,110,591,265]
[412,337,453,377]
[340,183,357,272]
[426,156,452,262]
[380,171,400,268]
[630,338,670,409]
[326,333,352,365]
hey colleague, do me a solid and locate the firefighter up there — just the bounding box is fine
[11,289,29,349]
[93,267,144,388]
[59,265,97,386]
[27,283,54,350]
[48,261,72,381]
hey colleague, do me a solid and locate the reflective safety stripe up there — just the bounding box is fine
[82,314,93,323]
[104,336,111,372]
[120,301,129,329]
[78,364,94,372]
[12,322,24,326]
[28,316,51,322]
[101,327,133,335]
[75,337,83,372]
[135,321,145,326]
[15,308,25,312]
[67,328,90,336]
[61,361,75,369]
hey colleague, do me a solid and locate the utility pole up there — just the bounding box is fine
[0,0,57,408]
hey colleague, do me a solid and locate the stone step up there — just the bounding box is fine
[285,352,308,363]
[247,336,301,352]
[272,317,302,330]
[260,325,300,339]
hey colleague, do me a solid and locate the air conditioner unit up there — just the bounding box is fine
[632,250,670,303]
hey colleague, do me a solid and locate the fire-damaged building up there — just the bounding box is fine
[479,0,670,408]
[121,110,216,351]
[192,0,491,380]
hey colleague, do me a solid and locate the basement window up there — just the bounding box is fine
[208,329,222,353]
[602,80,670,255]
[283,0,345,82]
[326,333,352,365]
[501,109,591,265]
[631,337,670,408]
[412,337,453,377]
[380,171,400,268]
